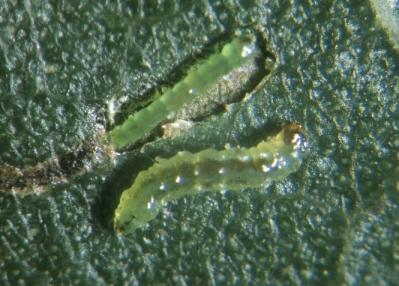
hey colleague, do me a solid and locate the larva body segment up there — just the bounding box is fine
[110,37,258,149]
[114,124,307,234]
[163,48,272,137]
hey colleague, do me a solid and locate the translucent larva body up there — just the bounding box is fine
[114,124,307,234]
[110,37,259,149]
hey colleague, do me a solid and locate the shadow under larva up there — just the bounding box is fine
[94,148,155,232]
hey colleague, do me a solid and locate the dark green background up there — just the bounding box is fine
[1,1,398,285]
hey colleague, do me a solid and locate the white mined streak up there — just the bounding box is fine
[218,168,225,174]
[260,152,269,159]
[194,169,200,176]
[175,176,182,184]
[162,120,194,138]
[107,97,116,125]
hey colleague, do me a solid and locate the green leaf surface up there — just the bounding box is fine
[1,1,398,285]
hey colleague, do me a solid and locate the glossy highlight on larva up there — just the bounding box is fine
[109,36,259,149]
[114,124,308,235]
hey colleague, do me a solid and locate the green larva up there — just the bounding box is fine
[114,124,307,234]
[109,36,259,149]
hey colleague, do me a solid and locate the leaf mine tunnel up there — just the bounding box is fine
[114,124,308,235]
[109,36,259,149]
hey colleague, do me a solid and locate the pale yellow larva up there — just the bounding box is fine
[114,124,307,234]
